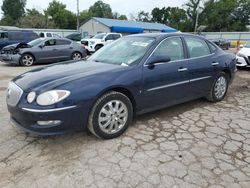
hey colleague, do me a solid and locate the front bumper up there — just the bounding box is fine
[0,54,21,65]
[236,55,250,67]
[84,45,96,53]
[8,104,88,135]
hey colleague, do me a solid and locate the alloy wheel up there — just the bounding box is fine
[214,76,227,99]
[73,53,82,60]
[98,100,128,134]
[22,55,34,66]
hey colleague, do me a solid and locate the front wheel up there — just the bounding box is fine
[88,91,133,139]
[20,54,35,66]
[206,72,229,102]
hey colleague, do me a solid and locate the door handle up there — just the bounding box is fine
[212,62,219,66]
[53,49,57,51]
[178,67,188,72]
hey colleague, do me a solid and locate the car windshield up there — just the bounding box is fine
[28,38,44,47]
[94,33,106,39]
[245,42,250,48]
[88,36,155,66]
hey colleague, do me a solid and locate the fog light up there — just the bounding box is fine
[37,120,61,126]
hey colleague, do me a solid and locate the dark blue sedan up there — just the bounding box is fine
[6,33,236,139]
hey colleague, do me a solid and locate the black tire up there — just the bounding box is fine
[95,45,103,51]
[206,72,229,102]
[20,54,35,66]
[88,91,133,139]
[72,52,82,60]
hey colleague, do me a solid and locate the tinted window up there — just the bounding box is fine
[8,32,23,41]
[47,33,52,37]
[185,37,211,58]
[56,39,71,45]
[72,34,81,41]
[39,33,45,37]
[112,34,121,40]
[207,41,217,53]
[45,39,56,46]
[105,34,113,40]
[154,37,184,61]
[0,32,8,40]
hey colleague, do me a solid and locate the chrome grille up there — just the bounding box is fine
[6,82,23,107]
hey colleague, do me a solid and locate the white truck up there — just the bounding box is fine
[81,33,122,53]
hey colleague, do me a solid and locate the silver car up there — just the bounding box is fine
[0,38,87,66]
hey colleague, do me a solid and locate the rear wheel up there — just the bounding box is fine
[20,54,35,66]
[88,91,133,139]
[206,72,229,102]
[72,52,82,60]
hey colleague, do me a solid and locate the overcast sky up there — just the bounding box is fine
[0,0,187,17]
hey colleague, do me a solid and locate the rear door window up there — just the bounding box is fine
[112,34,121,40]
[185,37,211,58]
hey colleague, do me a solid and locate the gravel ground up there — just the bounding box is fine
[0,62,250,188]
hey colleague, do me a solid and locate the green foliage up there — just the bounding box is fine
[113,12,128,20]
[1,0,26,25]
[79,10,91,24]
[89,1,113,18]
[201,0,250,31]
[46,0,77,29]
[152,7,191,31]
[136,11,151,22]
[17,8,54,28]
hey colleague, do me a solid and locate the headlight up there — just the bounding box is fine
[90,41,95,45]
[237,53,245,58]
[27,91,36,103]
[36,90,70,106]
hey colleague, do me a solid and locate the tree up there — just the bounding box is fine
[185,0,202,31]
[1,0,26,25]
[201,0,250,31]
[151,7,191,31]
[46,0,76,29]
[136,11,151,22]
[79,10,91,24]
[112,12,127,20]
[89,1,113,18]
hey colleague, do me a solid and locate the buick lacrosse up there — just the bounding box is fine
[7,33,236,139]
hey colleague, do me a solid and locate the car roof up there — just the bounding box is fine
[127,32,205,40]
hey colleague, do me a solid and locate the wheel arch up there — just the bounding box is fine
[94,86,137,117]
[19,52,36,65]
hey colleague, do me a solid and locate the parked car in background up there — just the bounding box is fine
[39,32,61,38]
[0,30,38,50]
[66,33,81,42]
[210,38,231,50]
[0,38,87,66]
[6,33,236,139]
[236,41,250,67]
[81,33,122,53]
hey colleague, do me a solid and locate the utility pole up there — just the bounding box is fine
[194,6,200,34]
[77,0,80,31]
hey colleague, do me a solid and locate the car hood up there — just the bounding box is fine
[13,60,130,92]
[238,47,250,55]
[2,42,31,51]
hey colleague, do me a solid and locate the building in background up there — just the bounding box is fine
[79,17,177,37]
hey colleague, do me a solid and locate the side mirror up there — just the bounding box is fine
[147,55,171,66]
[39,43,45,48]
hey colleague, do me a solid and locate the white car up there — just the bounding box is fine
[236,42,250,67]
[81,33,122,53]
[39,32,61,38]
